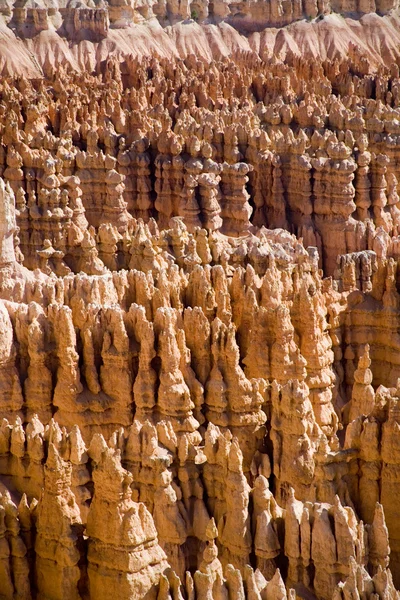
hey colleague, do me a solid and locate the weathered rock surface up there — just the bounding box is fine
[1,7,400,599]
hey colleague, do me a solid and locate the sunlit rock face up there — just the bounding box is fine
[1,6,400,598]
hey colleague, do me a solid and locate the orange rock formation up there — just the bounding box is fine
[0,5,400,599]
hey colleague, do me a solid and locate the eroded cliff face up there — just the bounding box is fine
[1,14,400,599]
[1,0,400,76]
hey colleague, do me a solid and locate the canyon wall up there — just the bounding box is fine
[0,6,400,598]
[2,0,400,75]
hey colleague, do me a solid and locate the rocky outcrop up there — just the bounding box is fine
[0,415,398,598]
[3,57,400,280]
[86,442,169,599]
[1,13,400,599]
[35,444,83,600]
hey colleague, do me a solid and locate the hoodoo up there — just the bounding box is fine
[0,0,400,598]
